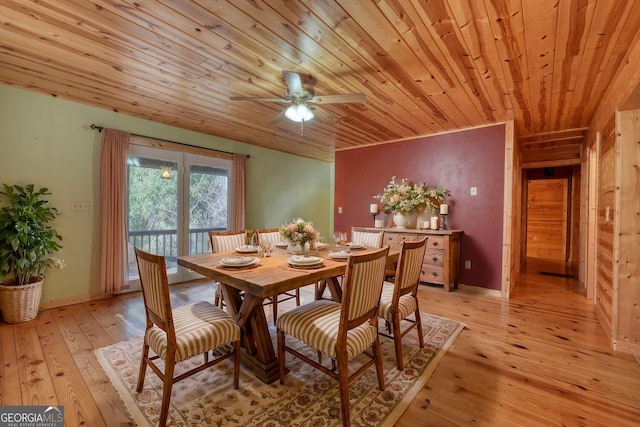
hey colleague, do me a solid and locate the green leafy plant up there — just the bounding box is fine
[0,184,63,286]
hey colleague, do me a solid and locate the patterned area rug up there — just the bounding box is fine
[95,313,464,426]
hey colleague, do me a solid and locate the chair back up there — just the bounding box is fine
[340,247,389,330]
[209,230,248,253]
[134,247,174,332]
[255,228,282,245]
[393,237,428,297]
[351,228,384,248]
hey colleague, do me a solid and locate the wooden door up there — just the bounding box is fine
[526,178,569,260]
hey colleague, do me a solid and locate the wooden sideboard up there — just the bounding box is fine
[353,227,463,291]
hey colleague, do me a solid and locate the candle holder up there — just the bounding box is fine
[439,213,448,230]
[372,213,377,227]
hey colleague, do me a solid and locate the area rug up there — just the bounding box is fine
[95,313,464,426]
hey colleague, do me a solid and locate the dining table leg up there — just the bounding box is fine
[220,284,280,383]
[326,276,343,301]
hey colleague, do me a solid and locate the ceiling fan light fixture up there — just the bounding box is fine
[285,104,314,122]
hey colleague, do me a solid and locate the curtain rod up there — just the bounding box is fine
[89,124,250,158]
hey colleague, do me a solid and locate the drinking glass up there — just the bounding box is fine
[339,231,347,245]
[333,231,342,246]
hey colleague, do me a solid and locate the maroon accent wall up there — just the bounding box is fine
[335,124,506,290]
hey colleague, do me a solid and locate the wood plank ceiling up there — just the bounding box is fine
[1,0,639,162]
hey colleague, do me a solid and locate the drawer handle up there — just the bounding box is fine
[432,256,438,262]
[432,241,439,246]
[431,271,439,277]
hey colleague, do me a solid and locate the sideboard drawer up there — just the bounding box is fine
[426,236,445,249]
[423,249,444,266]
[421,264,444,284]
[383,233,399,245]
[398,233,419,244]
[383,232,419,246]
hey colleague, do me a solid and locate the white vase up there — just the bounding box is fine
[287,242,309,254]
[393,212,410,229]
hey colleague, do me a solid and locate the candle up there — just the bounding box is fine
[370,203,378,214]
[430,216,439,229]
[440,203,449,215]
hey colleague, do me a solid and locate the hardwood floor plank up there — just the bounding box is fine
[34,310,106,427]
[0,325,20,405]
[14,319,58,406]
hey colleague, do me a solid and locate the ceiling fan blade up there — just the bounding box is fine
[310,93,366,104]
[230,96,290,103]
[282,71,304,96]
[269,108,288,124]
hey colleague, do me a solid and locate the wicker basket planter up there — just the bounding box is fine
[0,278,43,323]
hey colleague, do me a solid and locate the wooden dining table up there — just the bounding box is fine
[178,245,398,383]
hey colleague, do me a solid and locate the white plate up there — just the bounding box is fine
[347,242,364,249]
[236,245,258,253]
[328,251,349,260]
[219,256,259,267]
[287,255,323,265]
[314,242,329,249]
[275,242,288,248]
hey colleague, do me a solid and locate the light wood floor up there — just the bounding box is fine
[1,258,639,426]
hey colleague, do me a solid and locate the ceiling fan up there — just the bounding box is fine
[230,71,366,128]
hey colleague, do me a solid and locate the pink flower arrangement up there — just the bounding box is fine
[279,218,318,245]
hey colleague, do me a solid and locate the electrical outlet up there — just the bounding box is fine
[71,201,90,212]
[470,186,478,196]
[464,260,472,269]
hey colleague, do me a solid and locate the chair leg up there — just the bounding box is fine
[272,296,278,323]
[136,341,150,392]
[336,352,351,427]
[214,284,224,309]
[372,337,385,391]
[158,354,176,427]
[233,339,241,389]
[277,329,286,385]
[414,303,425,348]
[392,314,405,370]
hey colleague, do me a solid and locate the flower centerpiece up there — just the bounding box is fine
[279,218,318,254]
[374,176,451,228]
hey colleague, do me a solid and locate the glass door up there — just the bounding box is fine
[180,153,232,281]
[127,145,231,287]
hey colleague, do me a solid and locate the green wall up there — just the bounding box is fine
[0,85,334,305]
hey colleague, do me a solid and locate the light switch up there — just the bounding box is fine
[470,186,478,196]
[338,207,343,214]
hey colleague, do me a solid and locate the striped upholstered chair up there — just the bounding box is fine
[350,227,384,248]
[134,248,240,426]
[378,237,428,370]
[315,227,385,300]
[277,247,390,427]
[208,230,248,309]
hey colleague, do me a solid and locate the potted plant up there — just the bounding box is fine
[0,184,63,323]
